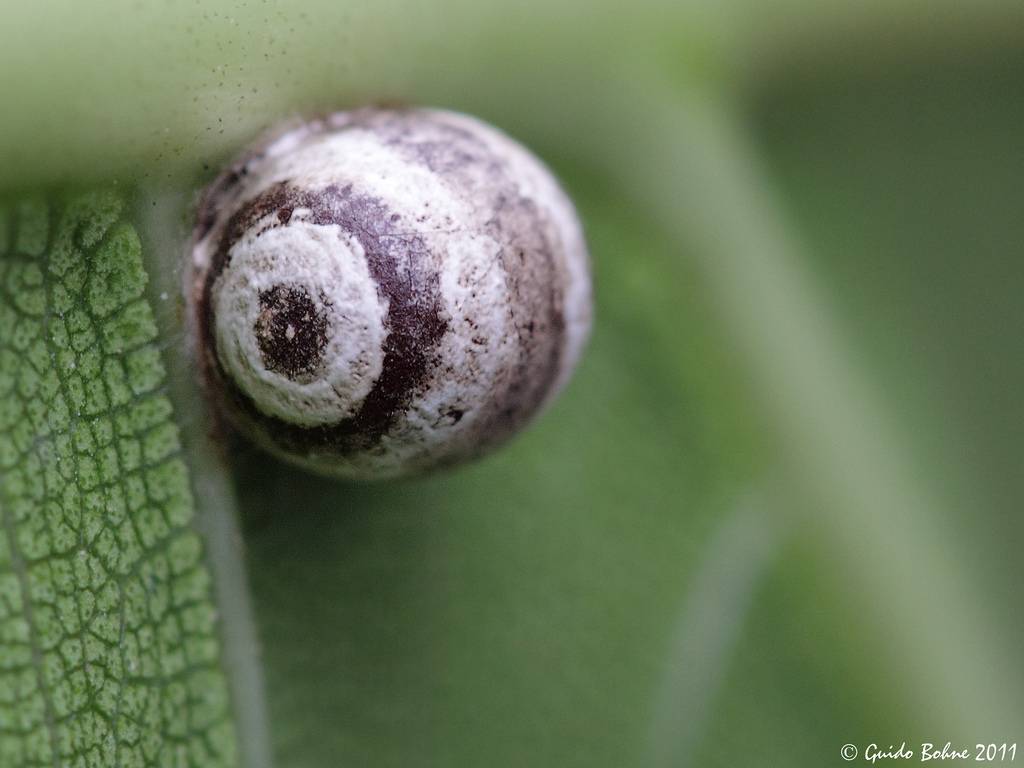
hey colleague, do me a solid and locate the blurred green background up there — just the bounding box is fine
[1,1,1021,766]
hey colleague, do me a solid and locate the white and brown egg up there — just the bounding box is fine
[190,108,592,479]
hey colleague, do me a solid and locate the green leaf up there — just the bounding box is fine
[0,191,236,767]
[4,5,1024,768]
[5,0,1022,188]
[227,163,764,768]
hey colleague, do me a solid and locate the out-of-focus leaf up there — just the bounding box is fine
[4,0,1024,187]
[232,165,763,768]
[3,3,1023,767]
[687,47,1024,764]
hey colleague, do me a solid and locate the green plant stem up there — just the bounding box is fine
[597,82,1023,737]
[138,187,273,768]
[647,493,782,767]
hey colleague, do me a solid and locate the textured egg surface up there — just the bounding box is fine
[191,108,591,478]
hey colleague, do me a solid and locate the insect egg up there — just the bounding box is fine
[190,107,592,479]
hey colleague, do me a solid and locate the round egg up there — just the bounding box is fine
[190,108,592,479]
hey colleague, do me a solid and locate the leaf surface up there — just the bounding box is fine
[0,192,236,767]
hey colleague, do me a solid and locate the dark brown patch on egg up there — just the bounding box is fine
[479,191,566,446]
[199,180,449,454]
[255,284,329,380]
[193,108,589,478]
[357,112,571,458]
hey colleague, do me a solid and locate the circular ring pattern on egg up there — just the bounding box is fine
[190,107,592,479]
